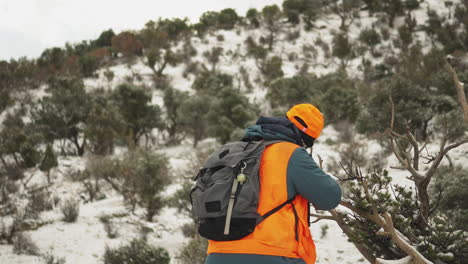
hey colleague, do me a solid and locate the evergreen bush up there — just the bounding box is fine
[176,238,208,264]
[206,87,258,144]
[104,239,170,264]
[116,149,171,221]
[260,56,284,83]
[43,253,66,264]
[332,32,354,67]
[31,77,91,156]
[178,94,212,147]
[192,71,233,95]
[267,74,316,108]
[60,198,80,223]
[12,233,40,256]
[218,8,239,30]
[358,28,381,48]
[111,83,163,146]
[246,8,260,28]
[0,111,44,169]
[432,166,468,232]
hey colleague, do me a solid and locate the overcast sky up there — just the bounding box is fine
[0,0,283,61]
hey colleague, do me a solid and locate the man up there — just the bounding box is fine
[205,103,342,264]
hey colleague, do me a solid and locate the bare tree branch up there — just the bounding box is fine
[310,213,335,223]
[382,213,433,264]
[405,126,419,170]
[317,154,324,170]
[330,209,377,264]
[444,57,468,123]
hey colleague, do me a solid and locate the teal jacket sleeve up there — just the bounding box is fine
[286,148,341,210]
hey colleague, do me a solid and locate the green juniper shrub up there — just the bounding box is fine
[104,238,170,264]
[183,61,200,79]
[424,9,443,40]
[111,83,163,146]
[320,224,329,239]
[287,30,301,42]
[25,188,54,217]
[12,233,40,256]
[315,71,361,124]
[60,198,80,223]
[430,166,468,231]
[157,18,190,41]
[261,5,282,50]
[31,77,91,156]
[359,28,381,47]
[216,34,225,41]
[0,111,44,169]
[282,0,308,24]
[85,90,126,155]
[192,71,233,96]
[195,11,221,35]
[361,0,382,14]
[314,37,331,58]
[358,28,381,55]
[116,149,171,221]
[176,238,208,264]
[432,165,468,232]
[332,32,354,68]
[245,36,268,61]
[246,8,260,28]
[103,220,119,239]
[260,56,284,84]
[397,24,413,49]
[356,46,459,139]
[78,54,99,77]
[0,87,10,112]
[93,29,115,48]
[37,47,67,73]
[178,94,212,147]
[43,252,66,264]
[0,58,39,111]
[163,87,189,145]
[206,87,258,144]
[267,74,317,108]
[202,47,223,72]
[218,8,239,30]
[403,0,420,10]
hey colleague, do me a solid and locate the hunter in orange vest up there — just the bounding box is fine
[206,104,342,264]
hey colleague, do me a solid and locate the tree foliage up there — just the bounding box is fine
[267,74,316,108]
[163,87,189,145]
[31,78,91,156]
[104,238,170,264]
[111,32,143,57]
[178,94,212,147]
[207,87,258,144]
[0,111,43,169]
[111,83,163,146]
[85,90,126,155]
[192,71,233,95]
[261,5,282,50]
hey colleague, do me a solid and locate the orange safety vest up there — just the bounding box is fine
[208,141,317,264]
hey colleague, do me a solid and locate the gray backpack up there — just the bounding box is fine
[190,140,296,241]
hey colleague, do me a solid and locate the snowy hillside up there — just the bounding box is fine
[1,0,468,264]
